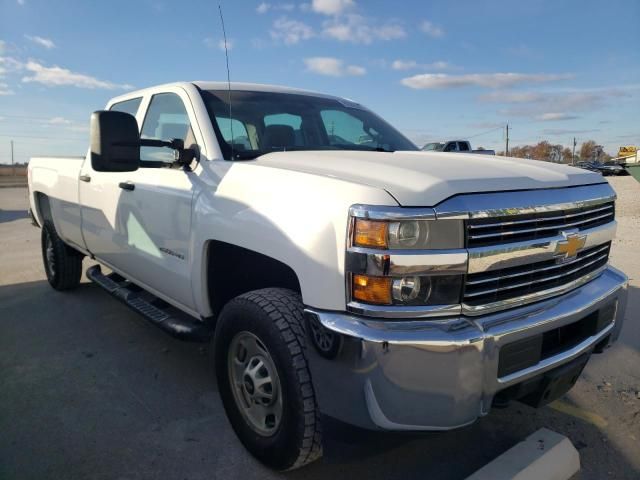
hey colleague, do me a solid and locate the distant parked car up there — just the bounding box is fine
[576,161,600,173]
[602,161,627,176]
[422,140,495,155]
[593,162,625,176]
[575,161,624,176]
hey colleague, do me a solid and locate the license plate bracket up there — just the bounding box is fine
[518,353,590,408]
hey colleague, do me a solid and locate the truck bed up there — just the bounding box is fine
[28,156,86,250]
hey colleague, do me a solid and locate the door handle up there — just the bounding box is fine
[79,174,91,183]
[118,182,135,191]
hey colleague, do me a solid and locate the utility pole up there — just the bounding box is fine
[572,137,576,165]
[505,123,510,156]
[10,140,14,175]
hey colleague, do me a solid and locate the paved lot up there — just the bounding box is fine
[1,179,639,480]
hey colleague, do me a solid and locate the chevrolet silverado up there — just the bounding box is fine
[27,81,628,470]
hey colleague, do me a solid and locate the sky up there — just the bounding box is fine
[1,0,639,164]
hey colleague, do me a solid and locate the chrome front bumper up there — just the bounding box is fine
[304,266,628,431]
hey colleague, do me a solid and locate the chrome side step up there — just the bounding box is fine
[86,264,212,342]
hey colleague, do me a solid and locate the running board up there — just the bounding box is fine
[86,264,213,342]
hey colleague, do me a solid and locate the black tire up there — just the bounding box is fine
[41,221,83,290]
[214,288,322,470]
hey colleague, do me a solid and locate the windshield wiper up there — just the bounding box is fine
[229,145,394,160]
[370,147,395,152]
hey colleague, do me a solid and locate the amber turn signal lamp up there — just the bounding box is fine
[353,219,388,248]
[352,274,393,305]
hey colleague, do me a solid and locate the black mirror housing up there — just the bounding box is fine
[90,111,140,172]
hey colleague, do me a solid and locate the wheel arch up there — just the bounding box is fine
[32,191,52,227]
[204,240,302,318]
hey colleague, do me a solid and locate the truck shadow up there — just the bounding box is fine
[1,279,638,479]
[0,209,28,223]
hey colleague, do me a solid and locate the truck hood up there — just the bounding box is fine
[253,150,605,206]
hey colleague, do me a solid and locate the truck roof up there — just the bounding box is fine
[108,81,346,106]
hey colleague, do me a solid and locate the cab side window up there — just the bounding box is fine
[444,142,457,152]
[140,93,195,166]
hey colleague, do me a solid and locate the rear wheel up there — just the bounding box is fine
[214,288,322,470]
[41,221,83,290]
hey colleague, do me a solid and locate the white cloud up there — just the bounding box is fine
[304,57,366,76]
[0,40,5,55]
[204,37,233,51]
[420,20,444,38]
[24,35,55,49]
[322,14,405,44]
[0,82,14,95]
[478,91,545,103]
[44,117,89,133]
[0,56,24,76]
[311,0,354,15]
[392,59,453,71]
[401,72,573,89]
[21,61,133,90]
[17,0,25,5]
[543,128,600,136]
[270,17,315,45]
[256,2,295,14]
[479,86,637,120]
[345,64,366,75]
[392,59,418,70]
[536,113,580,121]
[47,116,72,125]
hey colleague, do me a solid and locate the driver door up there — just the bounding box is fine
[114,90,200,310]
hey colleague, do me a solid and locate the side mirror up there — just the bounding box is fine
[90,111,140,172]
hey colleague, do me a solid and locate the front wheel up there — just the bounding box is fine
[214,288,322,470]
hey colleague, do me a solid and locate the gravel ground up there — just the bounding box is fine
[0,179,639,480]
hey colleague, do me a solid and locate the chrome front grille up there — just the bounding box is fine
[466,202,615,248]
[464,242,611,309]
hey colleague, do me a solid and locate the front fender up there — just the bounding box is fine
[190,161,396,316]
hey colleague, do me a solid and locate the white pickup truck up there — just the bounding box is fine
[28,81,628,470]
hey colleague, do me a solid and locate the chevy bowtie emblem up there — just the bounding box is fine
[555,232,587,261]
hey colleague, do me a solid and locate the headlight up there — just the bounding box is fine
[388,220,424,248]
[352,274,462,306]
[352,218,463,250]
[347,205,466,315]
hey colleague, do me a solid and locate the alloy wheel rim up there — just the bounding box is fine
[45,232,56,277]
[228,331,283,436]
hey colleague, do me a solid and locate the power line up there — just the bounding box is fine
[0,134,87,140]
[0,114,63,120]
[466,126,504,139]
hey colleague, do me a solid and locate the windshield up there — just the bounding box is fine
[422,142,445,151]
[200,90,418,160]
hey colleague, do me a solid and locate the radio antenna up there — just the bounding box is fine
[218,4,234,159]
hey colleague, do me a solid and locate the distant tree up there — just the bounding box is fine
[531,141,552,161]
[549,144,564,163]
[508,145,532,159]
[580,140,598,161]
[500,139,612,161]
